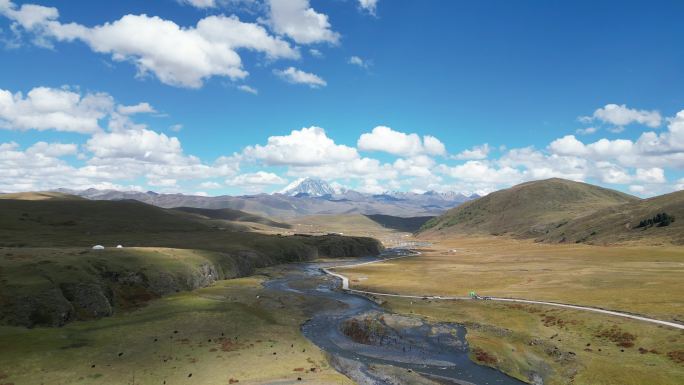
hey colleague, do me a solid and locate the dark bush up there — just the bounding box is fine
[636,212,675,229]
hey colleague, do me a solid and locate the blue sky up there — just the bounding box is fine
[1,0,683,196]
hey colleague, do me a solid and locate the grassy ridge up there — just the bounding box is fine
[542,189,684,245]
[0,196,382,327]
[420,178,639,240]
[170,206,292,229]
[364,214,435,233]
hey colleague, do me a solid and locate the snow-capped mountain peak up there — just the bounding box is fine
[279,178,336,197]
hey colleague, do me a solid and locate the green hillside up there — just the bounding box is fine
[171,206,291,229]
[420,178,639,238]
[365,214,435,233]
[542,189,684,245]
[0,194,382,328]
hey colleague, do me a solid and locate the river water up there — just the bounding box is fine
[264,250,527,385]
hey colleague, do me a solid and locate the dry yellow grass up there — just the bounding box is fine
[341,236,684,321]
[385,297,684,385]
[289,214,411,245]
[338,235,684,384]
[0,274,353,385]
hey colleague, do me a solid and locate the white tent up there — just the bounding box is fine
[116,245,123,248]
[92,245,105,250]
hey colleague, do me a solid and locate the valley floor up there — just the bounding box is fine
[337,236,684,384]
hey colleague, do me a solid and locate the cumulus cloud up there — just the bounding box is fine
[274,67,327,88]
[287,157,397,181]
[440,160,522,185]
[243,126,358,166]
[357,126,446,156]
[455,143,490,160]
[635,167,665,184]
[86,128,185,164]
[580,103,661,128]
[237,85,258,94]
[0,86,113,133]
[575,126,597,135]
[349,55,371,68]
[393,155,435,177]
[358,0,379,15]
[266,0,339,45]
[1,1,299,88]
[117,102,156,115]
[228,171,286,188]
[179,0,217,8]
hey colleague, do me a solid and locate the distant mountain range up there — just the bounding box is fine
[55,178,478,219]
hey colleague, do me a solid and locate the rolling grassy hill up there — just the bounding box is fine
[542,189,684,245]
[420,178,639,239]
[364,214,435,233]
[170,206,291,229]
[0,191,86,201]
[0,194,381,327]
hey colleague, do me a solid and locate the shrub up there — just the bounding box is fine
[636,212,675,229]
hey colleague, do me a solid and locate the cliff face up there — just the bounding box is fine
[0,235,382,328]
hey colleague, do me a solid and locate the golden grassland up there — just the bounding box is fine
[341,236,684,320]
[0,274,352,385]
[338,235,684,384]
[289,214,411,245]
[385,297,684,385]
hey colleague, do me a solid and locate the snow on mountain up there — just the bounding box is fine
[279,178,336,197]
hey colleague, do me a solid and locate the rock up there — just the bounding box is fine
[60,283,113,319]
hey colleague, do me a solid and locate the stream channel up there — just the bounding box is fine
[264,249,528,385]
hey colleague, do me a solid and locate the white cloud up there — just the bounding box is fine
[0,86,113,133]
[85,128,186,164]
[1,2,299,88]
[635,167,665,184]
[199,181,222,189]
[266,0,339,45]
[676,178,684,191]
[455,143,490,160]
[0,0,57,30]
[117,102,156,115]
[309,48,323,57]
[274,67,327,88]
[26,141,78,157]
[170,124,183,132]
[575,126,597,135]
[237,84,258,94]
[179,0,217,9]
[441,160,523,185]
[286,156,397,181]
[243,126,358,166]
[229,171,286,186]
[548,135,589,156]
[358,0,379,15]
[349,55,371,68]
[357,126,446,156]
[393,155,435,177]
[580,103,661,128]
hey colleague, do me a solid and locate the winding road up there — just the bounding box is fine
[323,249,684,331]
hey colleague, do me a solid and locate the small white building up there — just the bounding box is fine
[92,245,105,250]
[116,245,123,248]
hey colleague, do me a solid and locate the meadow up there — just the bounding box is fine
[338,236,684,384]
[0,273,353,385]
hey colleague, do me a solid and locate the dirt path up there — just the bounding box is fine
[324,250,684,331]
